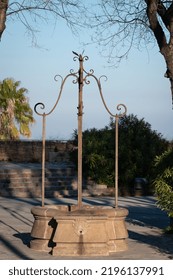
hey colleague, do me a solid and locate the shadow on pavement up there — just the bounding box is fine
[13,232,32,247]
[1,196,173,259]
[0,234,32,260]
[128,230,173,259]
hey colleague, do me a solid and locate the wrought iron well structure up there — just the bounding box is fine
[30,53,128,256]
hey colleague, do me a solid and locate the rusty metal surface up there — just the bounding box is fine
[34,53,127,208]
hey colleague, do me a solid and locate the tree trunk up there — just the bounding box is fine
[165,62,173,107]
[0,0,8,39]
[162,46,173,106]
[146,0,173,105]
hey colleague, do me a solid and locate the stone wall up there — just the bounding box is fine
[0,140,74,163]
[0,141,117,198]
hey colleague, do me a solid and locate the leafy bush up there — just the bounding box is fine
[153,149,173,219]
[71,114,168,194]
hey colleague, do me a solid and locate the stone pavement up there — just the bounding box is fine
[0,196,173,260]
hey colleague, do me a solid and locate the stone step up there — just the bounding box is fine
[0,168,75,177]
[0,177,75,183]
[0,162,113,198]
[0,179,75,189]
[0,162,77,197]
[0,185,78,198]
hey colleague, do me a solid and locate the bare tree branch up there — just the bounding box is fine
[83,0,173,104]
[0,0,86,42]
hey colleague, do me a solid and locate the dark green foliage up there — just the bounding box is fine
[72,126,115,186]
[71,114,168,194]
[153,149,173,219]
[118,114,168,193]
[83,126,115,186]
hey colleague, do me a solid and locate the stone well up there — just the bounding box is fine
[30,204,128,256]
[30,53,129,257]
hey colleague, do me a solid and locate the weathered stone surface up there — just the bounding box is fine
[52,206,128,256]
[0,163,76,197]
[30,239,52,253]
[30,205,128,256]
[0,140,73,162]
[30,205,69,252]
[52,215,109,256]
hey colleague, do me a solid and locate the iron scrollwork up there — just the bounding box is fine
[34,52,127,208]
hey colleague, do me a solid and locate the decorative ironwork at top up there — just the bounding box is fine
[34,52,127,118]
[34,52,127,209]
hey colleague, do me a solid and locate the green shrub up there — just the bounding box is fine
[153,149,173,220]
[70,114,168,194]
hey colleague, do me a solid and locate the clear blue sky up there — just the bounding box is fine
[1,17,173,140]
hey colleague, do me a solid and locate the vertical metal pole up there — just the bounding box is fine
[77,55,83,209]
[115,116,119,208]
[42,113,46,207]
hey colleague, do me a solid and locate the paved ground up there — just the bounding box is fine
[0,196,173,260]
